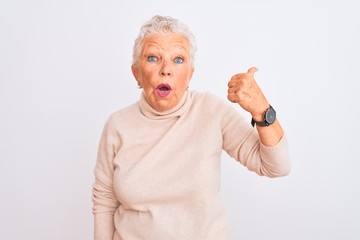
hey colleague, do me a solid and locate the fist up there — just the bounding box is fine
[227,67,270,121]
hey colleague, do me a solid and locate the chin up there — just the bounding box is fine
[153,100,176,112]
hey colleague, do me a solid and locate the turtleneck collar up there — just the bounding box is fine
[139,91,192,120]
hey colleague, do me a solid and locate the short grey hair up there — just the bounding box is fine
[132,15,197,66]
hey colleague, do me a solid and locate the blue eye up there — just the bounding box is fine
[174,57,184,64]
[147,56,158,62]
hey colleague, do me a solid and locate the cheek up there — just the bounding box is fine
[140,68,155,85]
[175,73,190,90]
[181,69,192,83]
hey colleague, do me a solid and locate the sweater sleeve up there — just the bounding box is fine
[92,115,121,239]
[206,93,291,177]
[230,130,291,177]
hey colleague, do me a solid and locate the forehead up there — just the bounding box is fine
[142,33,189,52]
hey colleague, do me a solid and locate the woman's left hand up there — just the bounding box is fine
[227,67,270,122]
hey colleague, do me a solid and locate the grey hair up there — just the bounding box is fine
[132,15,197,66]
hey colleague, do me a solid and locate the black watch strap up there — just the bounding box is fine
[251,118,270,127]
[251,105,276,127]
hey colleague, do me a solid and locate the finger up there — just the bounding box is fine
[228,79,238,88]
[247,67,258,77]
[231,73,244,79]
[227,93,238,103]
[227,87,237,94]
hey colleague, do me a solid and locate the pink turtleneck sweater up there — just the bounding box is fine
[92,91,290,240]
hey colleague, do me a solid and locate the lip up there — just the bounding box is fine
[156,83,172,98]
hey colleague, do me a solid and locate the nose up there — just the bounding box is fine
[161,71,171,76]
[160,61,172,77]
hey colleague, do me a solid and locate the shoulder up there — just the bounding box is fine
[189,90,226,107]
[189,90,236,115]
[104,101,140,131]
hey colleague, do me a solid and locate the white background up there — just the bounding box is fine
[1,0,359,239]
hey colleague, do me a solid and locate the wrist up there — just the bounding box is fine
[251,105,276,127]
[251,104,270,122]
[251,113,264,122]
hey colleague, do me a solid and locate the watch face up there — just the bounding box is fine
[265,106,276,124]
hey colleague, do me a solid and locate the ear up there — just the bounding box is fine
[131,64,141,87]
[187,66,195,84]
[131,64,138,80]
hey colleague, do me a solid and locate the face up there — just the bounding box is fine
[132,33,194,112]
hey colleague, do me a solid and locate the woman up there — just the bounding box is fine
[92,15,290,240]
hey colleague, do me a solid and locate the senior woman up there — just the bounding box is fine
[92,15,290,240]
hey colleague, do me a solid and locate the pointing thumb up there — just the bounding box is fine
[247,67,259,76]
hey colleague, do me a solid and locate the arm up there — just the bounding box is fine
[226,67,290,176]
[255,118,284,147]
[227,67,284,147]
[92,117,121,239]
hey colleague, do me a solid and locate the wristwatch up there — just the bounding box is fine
[251,105,276,127]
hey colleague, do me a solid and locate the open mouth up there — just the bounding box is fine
[156,83,172,97]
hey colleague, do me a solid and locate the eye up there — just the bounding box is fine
[174,57,184,64]
[147,56,158,62]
